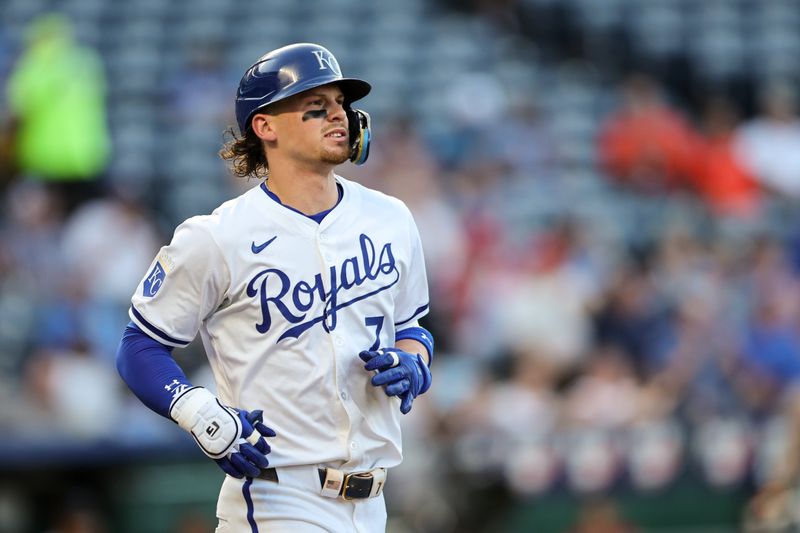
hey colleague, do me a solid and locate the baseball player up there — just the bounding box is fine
[116,43,434,533]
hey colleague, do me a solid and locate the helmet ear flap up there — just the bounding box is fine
[346,108,371,165]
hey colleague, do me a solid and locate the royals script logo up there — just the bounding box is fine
[247,233,399,341]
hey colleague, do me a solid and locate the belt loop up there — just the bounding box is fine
[369,468,387,498]
[319,467,345,498]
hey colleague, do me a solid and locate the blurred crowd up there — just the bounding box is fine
[3,4,800,533]
[369,70,800,532]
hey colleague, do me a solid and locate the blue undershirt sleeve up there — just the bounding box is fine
[395,325,435,365]
[116,321,194,419]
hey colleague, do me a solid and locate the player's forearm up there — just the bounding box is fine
[395,325,434,367]
[116,322,193,418]
[395,339,429,366]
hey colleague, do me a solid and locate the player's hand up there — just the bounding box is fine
[359,348,431,414]
[215,409,277,478]
[169,387,276,478]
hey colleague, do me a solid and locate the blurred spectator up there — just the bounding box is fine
[5,13,110,212]
[687,96,761,218]
[559,341,677,492]
[2,180,65,291]
[58,186,161,359]
[438,352,563,529]
[739,236,800,528]
[17,344,122,441]
[488,350,560,442]
[740,236,800,390]
[592,260,674,378]
[440,165,509,354]
[60,187,160,306]
[458,217,605,370]
[484,98,557,179]
[563,345,645,430]
[458,350,561,469]
[598,73,698,194]
[734,80,800,199]
[162,40,234,129]
[0,183,64,378]
[646,227,759,428]
[433,72,509,170]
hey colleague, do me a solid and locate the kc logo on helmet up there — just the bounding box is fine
[311,50,341,76]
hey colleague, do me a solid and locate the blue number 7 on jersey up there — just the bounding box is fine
[365,316,384,351]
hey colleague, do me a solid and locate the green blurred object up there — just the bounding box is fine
[111,460,221,533]
[497,476,748,533]
[6,13,110,181]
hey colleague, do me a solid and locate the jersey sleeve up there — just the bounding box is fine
[129,218,230,348]
[394,209,430,328]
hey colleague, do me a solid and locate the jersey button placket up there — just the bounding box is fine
[318,232,332,262]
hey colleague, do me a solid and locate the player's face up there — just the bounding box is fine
[273,85,350,167]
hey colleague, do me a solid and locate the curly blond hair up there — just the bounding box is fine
[219,127,268,178]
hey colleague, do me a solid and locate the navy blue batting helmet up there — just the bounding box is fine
[235,43,371,135]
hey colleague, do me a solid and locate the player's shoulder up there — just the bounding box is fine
[338,175,412,216]
[171,184,263,243]
[186,184,263,226]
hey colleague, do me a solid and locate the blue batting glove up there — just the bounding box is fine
[215,409,277,479]
[359,348,432,414]
[169,387,277,479]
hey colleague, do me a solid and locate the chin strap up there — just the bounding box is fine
[347,108,371,165]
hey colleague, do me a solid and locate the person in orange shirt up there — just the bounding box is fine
[687,96,761,218]
[598,73,697,194]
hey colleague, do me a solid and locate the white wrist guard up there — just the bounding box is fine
[169,386,242,459]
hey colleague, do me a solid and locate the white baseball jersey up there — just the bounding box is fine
[129,175,429,472]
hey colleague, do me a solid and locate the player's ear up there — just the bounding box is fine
[250,113,277,142]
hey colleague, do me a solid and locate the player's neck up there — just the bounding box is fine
[265,167,339,215]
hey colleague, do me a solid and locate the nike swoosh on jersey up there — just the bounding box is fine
[251,236,277,254]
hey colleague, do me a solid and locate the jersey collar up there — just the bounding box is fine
[260,180,343,222]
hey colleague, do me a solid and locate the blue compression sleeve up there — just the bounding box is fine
[395,325,435,364]
[116,322,193,418]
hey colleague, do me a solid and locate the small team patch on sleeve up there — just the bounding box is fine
[143,253,174,298]
[143,261,166,297]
